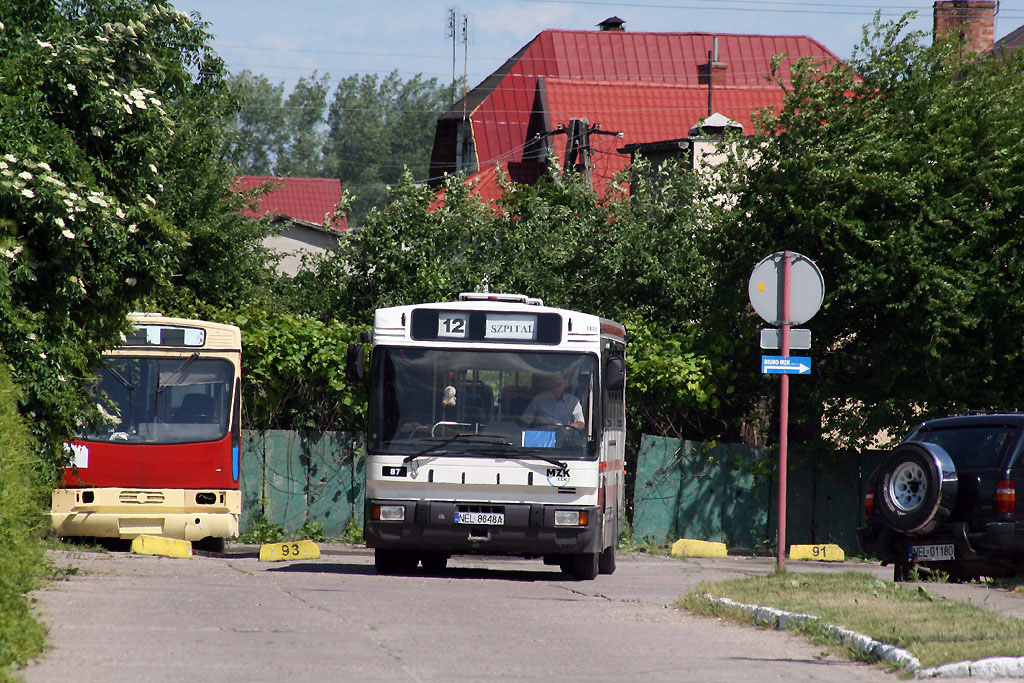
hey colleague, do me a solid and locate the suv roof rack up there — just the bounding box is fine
[458,292,543,306]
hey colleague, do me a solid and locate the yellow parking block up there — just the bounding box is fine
[789,544,845,562]
[258,540,321,562]
[671,538,728,558]
[130,535,193,558]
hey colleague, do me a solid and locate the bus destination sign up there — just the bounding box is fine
[484,314,536,341]
[412,308,561,344]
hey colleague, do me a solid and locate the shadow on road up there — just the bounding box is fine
[267,562,577,582]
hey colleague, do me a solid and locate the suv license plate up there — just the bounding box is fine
[454,512,504,525]
[910,544,955,561]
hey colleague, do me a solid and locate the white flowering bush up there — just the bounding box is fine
[0,1,274,463]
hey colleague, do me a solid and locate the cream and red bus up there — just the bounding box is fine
[352,293,626,579]
[51,314,242,550]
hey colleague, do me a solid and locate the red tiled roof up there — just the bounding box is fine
[232,176,347,231]
[542,78,786,189]
[462,29,842,174]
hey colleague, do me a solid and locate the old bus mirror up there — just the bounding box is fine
[604,356,625,393]
[345,344,365,384]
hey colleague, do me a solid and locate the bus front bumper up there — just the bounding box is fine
[50,488,240,540]
[365,499,602,555]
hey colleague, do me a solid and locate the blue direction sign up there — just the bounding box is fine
[761,355,812,375]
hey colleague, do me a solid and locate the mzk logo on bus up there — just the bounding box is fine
[546,467,570,485]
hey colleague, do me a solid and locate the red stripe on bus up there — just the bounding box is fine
[600,321,626,339]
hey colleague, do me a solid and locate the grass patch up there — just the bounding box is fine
[0,365,50,679]
[341,516,364,545]
[616,520,672,555]
[681,571,1024,669]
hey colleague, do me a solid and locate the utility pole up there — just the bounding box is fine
[446,7,467,107]
[448,7,471,170]
[537,118,622,189]
[461,13,469,122]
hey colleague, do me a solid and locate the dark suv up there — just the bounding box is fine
[857,411,1024,581]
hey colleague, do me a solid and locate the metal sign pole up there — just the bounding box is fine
[748,249,823,573]
[777,252,792,572]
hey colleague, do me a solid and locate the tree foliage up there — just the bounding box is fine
[0,0,274,460]
[224,69,451,226]
[710,15,1024,448]
[223,70,285,176]
[284,163,720,438]
[217,308,367,432]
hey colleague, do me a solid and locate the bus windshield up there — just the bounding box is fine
[369,348,597,459]
[83,356,233,444]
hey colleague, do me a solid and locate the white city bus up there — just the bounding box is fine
[350,293,626,580]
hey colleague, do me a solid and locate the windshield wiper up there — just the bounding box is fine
[504,450,567,470]
[402,433,514,464]
[157,352,199,393]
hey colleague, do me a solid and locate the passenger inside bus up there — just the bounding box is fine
[520,373,585,430]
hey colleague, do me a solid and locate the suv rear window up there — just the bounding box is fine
[913,426,1017,469]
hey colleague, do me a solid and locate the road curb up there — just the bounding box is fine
[703,595,1024,678]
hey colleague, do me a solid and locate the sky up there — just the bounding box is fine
[176,0,1024,94]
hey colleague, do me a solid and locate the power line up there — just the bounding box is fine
[517,0,1024,19]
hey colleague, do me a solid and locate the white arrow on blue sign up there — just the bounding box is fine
[761,355,812,375]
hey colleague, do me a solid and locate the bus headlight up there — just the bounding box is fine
[373,504,405,522]
[554,510,588,526]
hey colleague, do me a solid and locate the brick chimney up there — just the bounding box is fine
[934,0,997,53]
[698,37,727,86]
[698,61,728,86]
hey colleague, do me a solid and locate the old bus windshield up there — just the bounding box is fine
[83,356,233,444]
[369,348,597,459]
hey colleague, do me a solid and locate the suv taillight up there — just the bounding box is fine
[865,485,875,518]
[997,479,1015,515]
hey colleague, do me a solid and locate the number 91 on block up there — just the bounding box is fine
[788,544,845,562]
[258,540,321,562]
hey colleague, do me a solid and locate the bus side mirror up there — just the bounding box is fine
[346,344,365,384]
[604,356,625,393]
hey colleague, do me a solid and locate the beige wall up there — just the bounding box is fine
[263,222,339,276]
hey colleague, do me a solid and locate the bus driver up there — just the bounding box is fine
[520,373,585,430]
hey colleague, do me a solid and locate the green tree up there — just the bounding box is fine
[323,71,450,226]
[223,69,449,227]
[217,308,367,432]
[709,15,1024,448]
[275,71,330,176]
[286,163,718,439]
[0,0,273,460]
[223,70,286,174]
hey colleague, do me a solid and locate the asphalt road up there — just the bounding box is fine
[19,545,906,682]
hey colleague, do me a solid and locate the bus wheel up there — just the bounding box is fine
[598,545,616,575]
[421,551,448,574]
[565,552,599,581]
[196,537,226,553]
[375,548,417,575]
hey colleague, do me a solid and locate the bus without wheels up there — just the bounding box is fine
[51,314,243,550]
[349,293,626,580]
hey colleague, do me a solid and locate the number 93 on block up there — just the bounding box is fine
[258,539,321,562]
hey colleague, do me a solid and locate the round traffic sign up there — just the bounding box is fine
[747,252,824,326]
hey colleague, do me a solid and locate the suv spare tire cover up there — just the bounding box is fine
[876,441,958,535]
